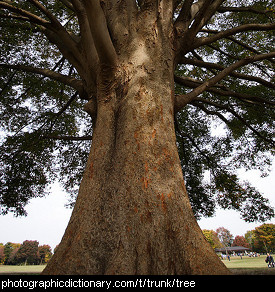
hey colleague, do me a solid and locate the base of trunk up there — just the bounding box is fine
[42,200,230,275]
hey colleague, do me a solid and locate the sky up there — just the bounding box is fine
[0,163,274,251]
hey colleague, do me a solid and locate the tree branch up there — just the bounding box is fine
[191,98,275,145]
[173,0,183,12]
[174,0,225,58]
[43,135,92,141]
[225,36,275,65]
[174,75,275,106]
[0,70,16,97]
[0,63,84,94]
[189,0,224,36]
[0,1,50,27]
[193,23,275,49]
[200,29,275,65]
[82,0,117,67]
[27,0,63,27]
[217,6,272,15]
[54,92,78,119]
[71,0,99,84]
[179,56,275,89]
[174,52,275,112]
[175,116,212,165]
[58,0,75,12]
[0,1,87,82]
[174,0,195,31]
[191,101,231,125]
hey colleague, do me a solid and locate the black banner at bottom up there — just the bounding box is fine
[0,275,272,290]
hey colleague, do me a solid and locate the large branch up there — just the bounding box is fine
[193,23,275,49]
[188,0,224,36]
[43,135,92,141]
[27,0,62,27]
[200,29,275,65]
[173,0,184,12]
[0,63,84,94]
[191,101,231,125]
[71,0,99,86]
[217,6,272,15]
[179,57,275,89]
[174,76,275,106]
[174,0,225,59]
[0,1,86,80]
[174,0,202,34]
[174,52,275,112]
[27,0,83,62]
[82,0,117,67]
[0,1,50,27]
[191,98,275,145]
[58,0,75,12]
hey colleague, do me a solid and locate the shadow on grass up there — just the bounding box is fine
[230,268,275,275]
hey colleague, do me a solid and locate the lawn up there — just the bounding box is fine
[222,254,275,275]
[0,265,46,275]
[0,256,274,275]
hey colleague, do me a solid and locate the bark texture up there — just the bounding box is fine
[42,9,229,275]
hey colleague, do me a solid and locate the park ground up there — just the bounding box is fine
[0,255,274,275]
[223,254,275,275]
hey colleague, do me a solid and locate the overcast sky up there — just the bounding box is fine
[0,163,274,251]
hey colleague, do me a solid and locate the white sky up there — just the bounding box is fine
[0,164,274,251]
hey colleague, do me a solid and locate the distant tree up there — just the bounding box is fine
[0,244,4,264]
[244,230,255,250]
[216,227,233,247]
[3,242,12,265]
[232,235,249,248]
[38,245,52,264]
[253,223,275,253]
[15,240,40,265]
[3,242,20,265]
[202,229,223,249]
[6,247,20,265]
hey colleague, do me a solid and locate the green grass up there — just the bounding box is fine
[0,265,46,275]
[1,256,274,275]
[222,254,275,275]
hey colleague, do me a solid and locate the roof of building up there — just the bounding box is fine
[215,246,250,253]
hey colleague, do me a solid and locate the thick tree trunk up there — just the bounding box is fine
[42,14,230,275]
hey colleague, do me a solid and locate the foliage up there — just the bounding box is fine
[14,240,40,265]
[1,241,53,265]
[0,0,274,222]
[216,227,234,247]
[253,223,275,253]
[0,244,4,264]
[38,245,52,264]
[232,235,250,248]
[202,229,223,249]
[3,242,20,265]
[245,223,275,253]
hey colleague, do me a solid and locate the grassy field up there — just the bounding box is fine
[223,254,275,275]
[0,265,46,275]
[0,256,274,275]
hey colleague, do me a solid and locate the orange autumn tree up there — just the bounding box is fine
[253,224,275,253]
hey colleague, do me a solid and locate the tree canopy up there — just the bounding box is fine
[245,223,275,253]
[0,0,274,222]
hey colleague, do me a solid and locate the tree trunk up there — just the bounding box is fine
[42,15,230,275]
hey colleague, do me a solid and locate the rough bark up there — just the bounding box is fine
[42,12,229,275]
